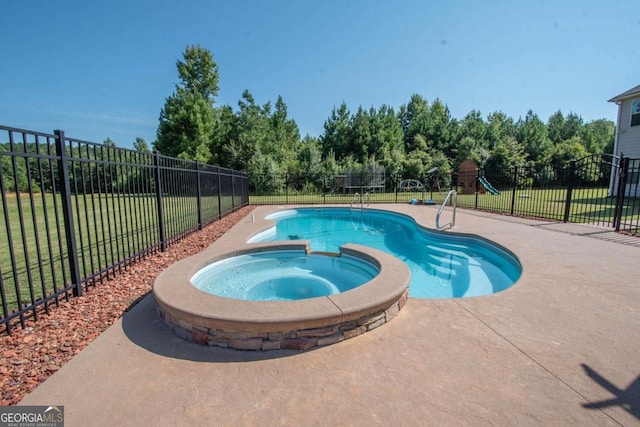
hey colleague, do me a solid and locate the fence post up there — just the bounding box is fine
[231,171,236,212]
[563,160,576,223]
[475,169,480,209]
[285,173,289,204]
[54,130,82,297]
[196,162,202,230]
[510,166,518,215]
[323,182,326,204]
[395,175,398,203]
[322,174,326,204]
[614,155,629,231]
[153,151,167,252]
[246,173,250,205]
[242,173,246,206]
[216,166,222,219]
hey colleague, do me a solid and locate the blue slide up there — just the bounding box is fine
[478,176,500,195]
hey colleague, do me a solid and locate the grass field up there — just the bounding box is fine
[0,191,237,316]
[250,186,640,226]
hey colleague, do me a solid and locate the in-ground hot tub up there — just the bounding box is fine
[191,249,379,301]
[153,242,410,351]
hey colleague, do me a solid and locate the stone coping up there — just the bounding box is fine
[153,241,410,350]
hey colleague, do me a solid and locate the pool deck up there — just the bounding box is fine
[21,205,640,426]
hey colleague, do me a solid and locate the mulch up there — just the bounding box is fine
[0,205,255,406]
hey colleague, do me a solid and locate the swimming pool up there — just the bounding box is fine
[249,208,522,298]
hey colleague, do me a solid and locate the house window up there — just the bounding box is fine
[628,161,640,185]
[632,99,640,127]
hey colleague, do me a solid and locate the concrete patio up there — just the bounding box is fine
[21,205,640,426]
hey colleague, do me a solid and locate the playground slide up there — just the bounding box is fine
[478,176,500,195]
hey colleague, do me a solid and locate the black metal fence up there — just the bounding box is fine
[0,125,249,334]
[249,171,412,205]
[618,157,640,233]
[250,154,640,234]
[469,153,640,233]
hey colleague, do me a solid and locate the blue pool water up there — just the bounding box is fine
[249,208,522,298]
[192,250,379,301]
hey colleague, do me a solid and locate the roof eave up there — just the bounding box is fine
[608,84,640,103]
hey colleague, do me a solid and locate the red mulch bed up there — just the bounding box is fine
[0,206,255,406]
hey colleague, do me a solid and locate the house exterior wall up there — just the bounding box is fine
[614,97,640,197]
[608,86,640,196]
[615,97,640,158]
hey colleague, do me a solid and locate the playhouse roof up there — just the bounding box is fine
[458,159,478,172]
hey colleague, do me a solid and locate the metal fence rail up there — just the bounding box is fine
[0,125,249,334]
[618,158,640,234]
[250,154,640,234]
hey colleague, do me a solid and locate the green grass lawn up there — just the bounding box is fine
[250,186,638,225]
[0,191,236,316]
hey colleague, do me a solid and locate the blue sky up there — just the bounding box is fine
[1,0,638,148]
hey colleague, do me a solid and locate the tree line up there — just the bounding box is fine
[152,45,615,191]
[1,45,615,193]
